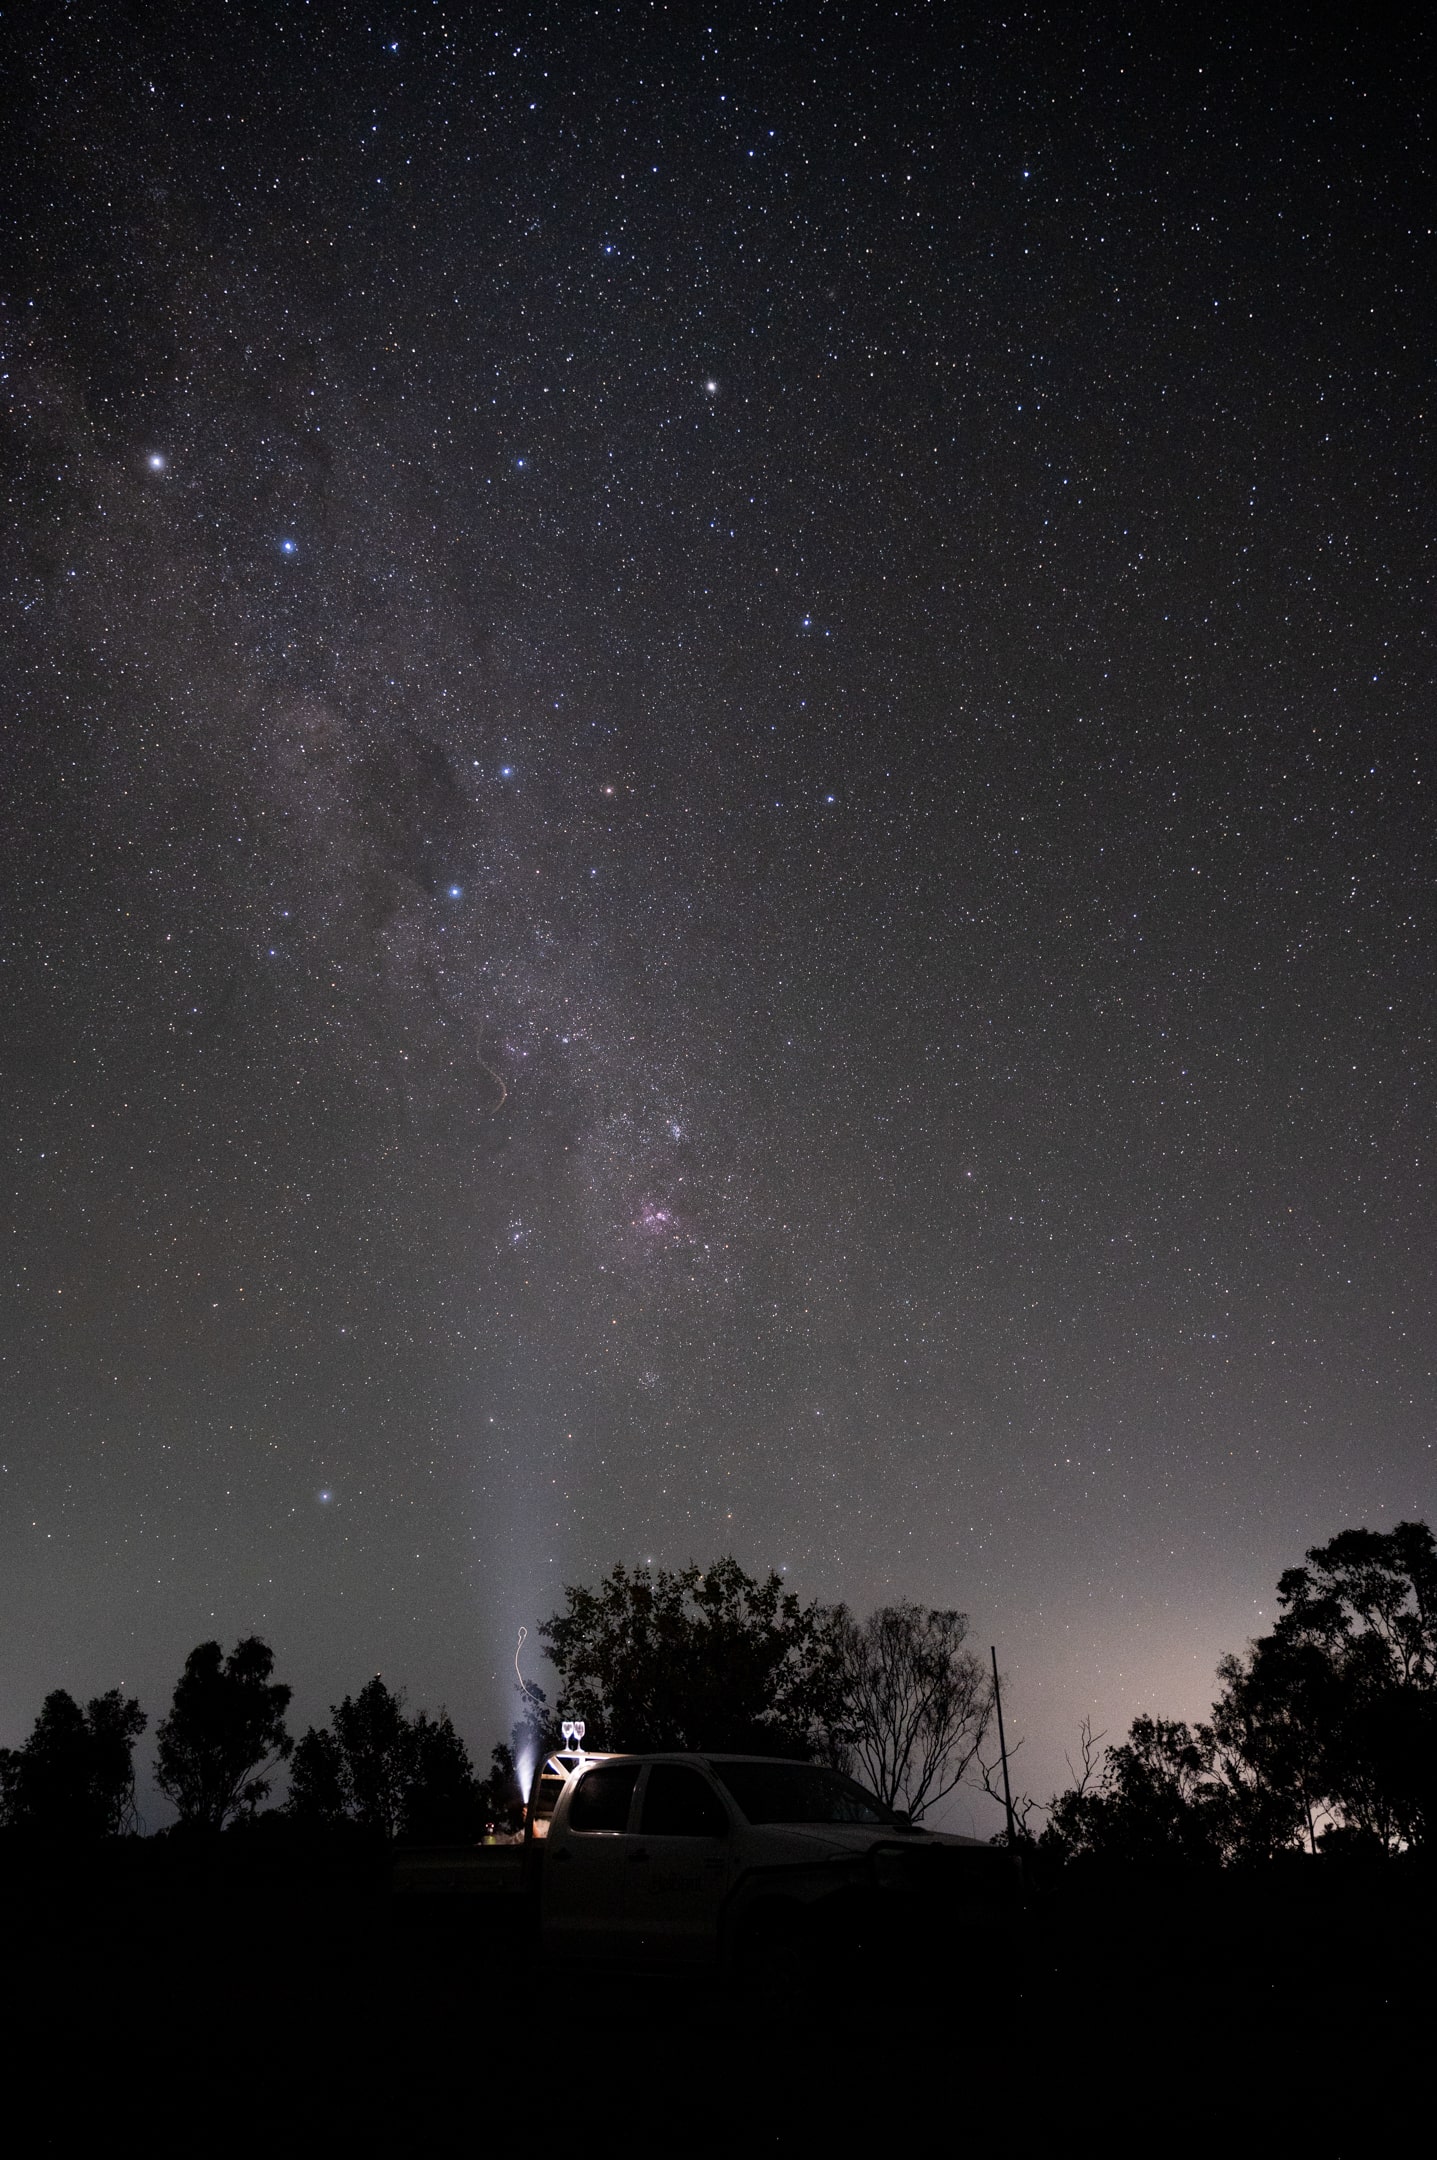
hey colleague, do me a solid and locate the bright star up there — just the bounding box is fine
[147,452,166,471]
[704,379,718,394]
[280,538,297,555]
[447,884,463,898]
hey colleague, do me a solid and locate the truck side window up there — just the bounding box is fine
[640,1765,729,1837]
[531,1772,566,1823]
[567,1763,640,1832]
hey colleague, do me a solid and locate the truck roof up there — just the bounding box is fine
[557,1749,817,1765]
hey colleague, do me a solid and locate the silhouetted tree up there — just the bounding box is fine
[1044,1715,1231,1865]
[541,1556,847,1754]
[287,1676,483,1841]
[477,1742,525,1832]
[1285,1522,1437,1683]
[1042,1521,1437,1864]
[1211,1520,1437,1851]
[286,1726,349,1825]
[155,1637,293,1830]
[332,1676,412,1835]
[834,1602,993,1819]
[403,1710,484,1842]
[0,1688,146,1837]
[1207,1632,1339,1855]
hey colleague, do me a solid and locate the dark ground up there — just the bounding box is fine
[3,1835,1429,2154]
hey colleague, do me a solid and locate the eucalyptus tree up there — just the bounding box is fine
[155,1637,292,1830]
[834,1602,993,1820]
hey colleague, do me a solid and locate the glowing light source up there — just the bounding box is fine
[514,1626,544,1800]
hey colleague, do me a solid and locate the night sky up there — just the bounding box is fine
[2,3,1431,1826]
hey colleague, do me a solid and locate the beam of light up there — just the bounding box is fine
[514,1626,539,1801]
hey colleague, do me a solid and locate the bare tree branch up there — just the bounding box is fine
[835,1604,994,1820]
[1064,1716,1108,1798]
[977,1735,1044,1838]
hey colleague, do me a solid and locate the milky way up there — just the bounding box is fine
[2,5,1431,1818]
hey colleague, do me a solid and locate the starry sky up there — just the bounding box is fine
[2,2,1431,1825]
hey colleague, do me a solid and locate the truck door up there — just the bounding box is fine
[541,1760,641,1960]
[624,1763,733,1967]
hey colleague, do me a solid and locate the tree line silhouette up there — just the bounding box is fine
[1029,1521,1437,1863]
[3,1521,1433,1856]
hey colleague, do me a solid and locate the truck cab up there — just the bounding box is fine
[535,1752,1013,1975]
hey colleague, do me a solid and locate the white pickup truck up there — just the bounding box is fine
[527,1750,1018,1978]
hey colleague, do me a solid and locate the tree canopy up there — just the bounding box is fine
[287,1675,484,1842]
[1043,1521,1437,1863]
[0,1688,146,1838]
[155,1637,293,1831]
[541,1556,847,1755]
[834,1602,993,1819]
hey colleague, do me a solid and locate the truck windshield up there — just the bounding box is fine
[712,1762,893,1826]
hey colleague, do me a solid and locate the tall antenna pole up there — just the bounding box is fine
[991,1645,1017,1848]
